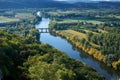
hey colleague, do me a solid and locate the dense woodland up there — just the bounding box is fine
[0,30,105,80]
[0,9,106,80]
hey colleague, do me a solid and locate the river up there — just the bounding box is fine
[35,18,120,80]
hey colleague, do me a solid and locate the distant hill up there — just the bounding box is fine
[0,0,120,9]
[0,0,73,9]
[74,1,120,9]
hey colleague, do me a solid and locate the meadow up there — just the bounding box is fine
[56,18,103,24]
[0,16,19,23]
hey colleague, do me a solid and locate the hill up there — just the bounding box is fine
[0,0,73,9]
[0,0,120,9]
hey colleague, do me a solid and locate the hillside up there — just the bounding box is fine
[0,0,73,9]
[0,0,120,9]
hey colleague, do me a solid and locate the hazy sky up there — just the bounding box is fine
[54,0,120,2]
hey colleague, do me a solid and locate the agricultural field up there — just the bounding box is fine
[48,10,80,16]
[61,30,87,39]
[61,30,100,48]
[0,9,36,24]
[15,13,35,20]
[115,16,120,19]
[0,16,19,23]
[57,18,103,24]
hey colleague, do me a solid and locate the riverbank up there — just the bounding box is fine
[51,30,120,71]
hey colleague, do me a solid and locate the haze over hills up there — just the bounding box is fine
[0,0,120,9]
[0,0,72,9]
[54,0,120,3]
[54,0,120,2]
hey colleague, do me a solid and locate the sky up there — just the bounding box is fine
[54,0,120,2]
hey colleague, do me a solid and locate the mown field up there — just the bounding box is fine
[0,11,36,24]
[0,16,19,23]
[57,18,103,24]
[15,13,35,20]
[61,30,86,39]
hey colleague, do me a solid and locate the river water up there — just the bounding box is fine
[35,18,120,80]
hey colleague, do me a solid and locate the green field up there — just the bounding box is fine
[0,16,19,23]
[48,10,80,15]
[115,15,120,19]
[57,18,103,24]
[62,30,87,39]
[61,30,100,48]
[15,13,35,20]
[0,13,35,23]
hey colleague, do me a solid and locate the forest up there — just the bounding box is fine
[0,9,106,80]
